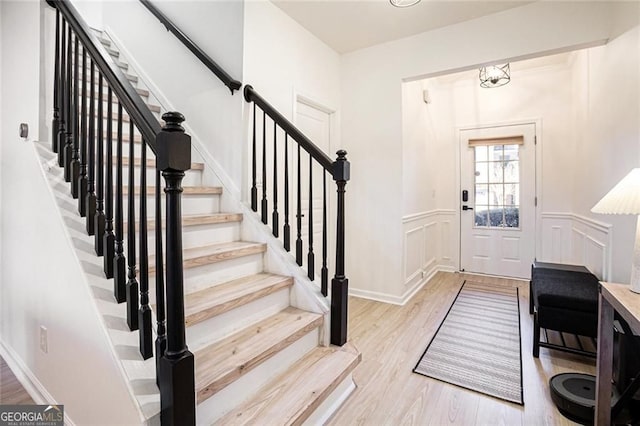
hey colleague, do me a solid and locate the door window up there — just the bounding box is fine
[473,144,520,228]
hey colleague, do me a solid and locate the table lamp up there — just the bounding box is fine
[592,168,640,293]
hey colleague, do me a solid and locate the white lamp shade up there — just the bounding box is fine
[592,168,640,215]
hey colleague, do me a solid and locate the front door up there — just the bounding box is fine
[459,123,536,279]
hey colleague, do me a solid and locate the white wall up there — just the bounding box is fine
[101,0,246,194]
[569,4,640,283]
[243,0,341,125]
[0,0,4,311]
[342,1,613,301]
[0,2,142,423]
[69,0,103,29]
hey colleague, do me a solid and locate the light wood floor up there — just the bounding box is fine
[328,272,595,425]
[0,356,34,405]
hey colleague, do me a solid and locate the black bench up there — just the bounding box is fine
[530,261,599,358]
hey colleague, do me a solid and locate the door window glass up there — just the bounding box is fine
[474,144,520,228]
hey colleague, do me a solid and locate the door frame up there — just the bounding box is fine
[456,118,542,277]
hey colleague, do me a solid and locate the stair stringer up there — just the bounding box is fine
[102,27,333,346]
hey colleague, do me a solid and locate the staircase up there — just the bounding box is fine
[45,3,360,422]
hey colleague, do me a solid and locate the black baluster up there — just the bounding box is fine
[331,150,350,346]
[57,19,66,168]
[296,144,303,266]
[272,122,279,237]
[283,133,290,252]
[76,47,88,210]
[86,59,97,233]
[139,138,153,359]
[321,170,328,296]
[157,112,195,426]
[63,27,74,178]
[308,155,314,280]
[155,169,166,384]
[261,111,267,224]
[94,74,105,255]
[251,104,257,212]
[103,88,115,279]
[113,102,126,303]
[52,10,60,153]
[126,120,139,331]
[68,37,79,189]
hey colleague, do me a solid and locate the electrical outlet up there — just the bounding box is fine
[40,326,48,354]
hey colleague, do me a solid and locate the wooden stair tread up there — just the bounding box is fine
[149,241,266,275]
[194,307,323,403]
[124,213,243,232]
[90,84,148,98]
[100,132,143,143]
[81,71,137,84]
[121,186,222,196]
[78,92,161,113]
[185,273,293,327]
[83,94,160,113]
[217,342,361,425]
[120,157,204,170]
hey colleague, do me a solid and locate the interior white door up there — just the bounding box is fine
[294,100,332,277]
[459,123,536,279]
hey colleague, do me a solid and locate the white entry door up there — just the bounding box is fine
[460,123,536,279]
[294,99,332,277]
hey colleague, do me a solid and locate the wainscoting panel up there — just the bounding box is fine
[540,212,612,280]
[400,210,457,304]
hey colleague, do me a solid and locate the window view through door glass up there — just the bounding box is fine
[474,144,520,228]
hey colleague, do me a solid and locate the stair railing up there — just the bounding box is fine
[136,0,350,346]
[47,1,195,423]
[139,0,242,94]
[244,86,351,346]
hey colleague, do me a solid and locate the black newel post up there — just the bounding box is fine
[330,150,350,346]
[157,112,195,426]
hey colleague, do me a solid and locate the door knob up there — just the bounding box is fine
[462,205,474,211]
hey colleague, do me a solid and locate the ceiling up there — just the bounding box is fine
[271,0,533,54]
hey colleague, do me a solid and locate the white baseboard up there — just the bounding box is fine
[350,265,453,306]
[0,339,76,426]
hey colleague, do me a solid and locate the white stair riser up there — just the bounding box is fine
[100,143,149,158]
[114,194,220,220]
[107,165,203,187]
[183,253,264,294]
[186,287,290,352]
[196,328,320,425]
[123,222,240,256]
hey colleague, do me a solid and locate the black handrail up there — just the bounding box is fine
[47,0,161,149]
[244,85,334,172]
[139,0,242,94]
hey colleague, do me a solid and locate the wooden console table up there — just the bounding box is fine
[595,282,640,425]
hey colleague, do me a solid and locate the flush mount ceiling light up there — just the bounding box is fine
[390,0,421,8]
[479,63,511,88]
